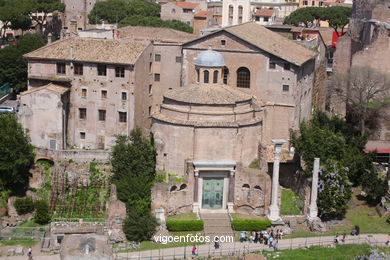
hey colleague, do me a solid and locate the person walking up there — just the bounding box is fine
[334,234,339,244]
[240,231,245,243]
[386,234,390,246]
[214,237,220,250]
[342,231,346,243]
[27,247,33,260]
[192,245,197,256]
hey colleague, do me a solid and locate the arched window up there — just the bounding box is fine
[179,184,187,190]
[204,70,209,83]
[223,67,229,84]
[238,6,243,24]
[236,67,250,88]
[228,5,234,25]
[170,185,177,192]
[213,70,219,84]
[254,185,262,190]
[242,184,250,188]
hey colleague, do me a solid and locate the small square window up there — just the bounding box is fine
[115,66,125,78]
[155,54,161,62]
[283,84,290,92]
[122,92,127,100]
[284,63,291,71]
[154,73,160,82]
[101,90,107,99]
[97,64,107,76]
[269,62,276,69]
[221,40,226,46]
[175,56,182,63]
[57,62,66,74]
[74,63,83,75]
[80,132,86,139]
[149,85,152,95]
[98,109,106,121]
[119,112,127,123]
[264,17,269,22]
[81,88,87,98]
[79,108,86,119]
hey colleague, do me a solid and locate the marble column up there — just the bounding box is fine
[193,170,199,212]
[227,169,235,212]
[268,139,286,221]
[308,158,320,220]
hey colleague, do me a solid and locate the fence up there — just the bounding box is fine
[0,226,49,240]
[114,234,388,260]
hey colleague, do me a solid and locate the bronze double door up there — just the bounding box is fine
[202,177,224,209]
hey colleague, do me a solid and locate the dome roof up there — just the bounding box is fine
[194,49,224,67]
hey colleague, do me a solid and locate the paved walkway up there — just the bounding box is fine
[0,234,387,260]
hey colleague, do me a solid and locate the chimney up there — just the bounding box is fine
[47,32,53,44]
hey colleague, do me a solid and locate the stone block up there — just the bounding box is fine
[15,246,24,255]
[288,219,297,229]
[7,248,15,256]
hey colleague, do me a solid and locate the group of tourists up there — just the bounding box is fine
[240,229,283,250]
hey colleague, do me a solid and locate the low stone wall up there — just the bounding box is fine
[35,148,110,163]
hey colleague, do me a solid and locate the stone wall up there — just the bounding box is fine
[35,148,110,163]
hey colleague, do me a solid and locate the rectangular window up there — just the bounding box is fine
[49,139,56,150]
[284,63,291,71]
[119,112,127,123]
[57,62,66,74]
[269,62,276,69]
[79,108,86,119]
[312,0,315,6]
[81,88,87,98]
[121,92,127,100]
[176,56,182,63]
[149,85,152,95]
[80,132,86,139]
[154,73,160,82]
[74,63,83,75]
[97,64,107,76]
[303,0,308,5]
[155,54,161,62]
[115,66,125,78]
[101,90,107,99]
[98,109,106,121]
[283,84,290,92]
[221,40,226,46]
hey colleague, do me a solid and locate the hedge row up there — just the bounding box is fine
[166,220,204,231]
[231,219,271,231]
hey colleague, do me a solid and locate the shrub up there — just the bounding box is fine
[123,209,157,242]
[166,220,204,231]
[231,219,271,231]
[14,197,34,215]
[34,200,50,225]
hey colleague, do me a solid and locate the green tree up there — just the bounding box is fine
[88,0,130,24]
[322,6,352,34]
[284,7,320,27]
[0,33,45,91]
[34,200,50,224]
[292,111,387,219]
[9,15,32,35]
[28,0,65,34]
[0,113,34,194]
[111,128,157,241]
[14,197,35,215]
[317,160,352,220]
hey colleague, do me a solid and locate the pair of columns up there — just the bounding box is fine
[268,139,320,221]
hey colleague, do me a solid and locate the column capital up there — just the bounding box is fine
[194,169,199,177]
[229,169,235,176]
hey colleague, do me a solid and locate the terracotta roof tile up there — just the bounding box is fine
[118,26,196,43]
[24,37,150,65]
[254,9,275,17]
[20,83,69,96]
[173,1,199,9]
[224,22,316,66]
[195,11,212,17]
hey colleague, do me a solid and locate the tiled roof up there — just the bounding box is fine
[20,83,69,96]
[254,9,275,17]
[224,22,316,66]
[195,11,212,17]
[172,1,199,9]
[24,37,150,65]
[163,83,254,105]
[117,26,196,43]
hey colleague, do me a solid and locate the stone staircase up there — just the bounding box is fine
[201,213,234,238]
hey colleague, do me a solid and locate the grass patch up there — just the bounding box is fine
[281,188,302,215]
[261,244,385,260]
[19,220,45,227]
[124,231,205,252]
[167,213,198,221]
[0,238,38,247]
